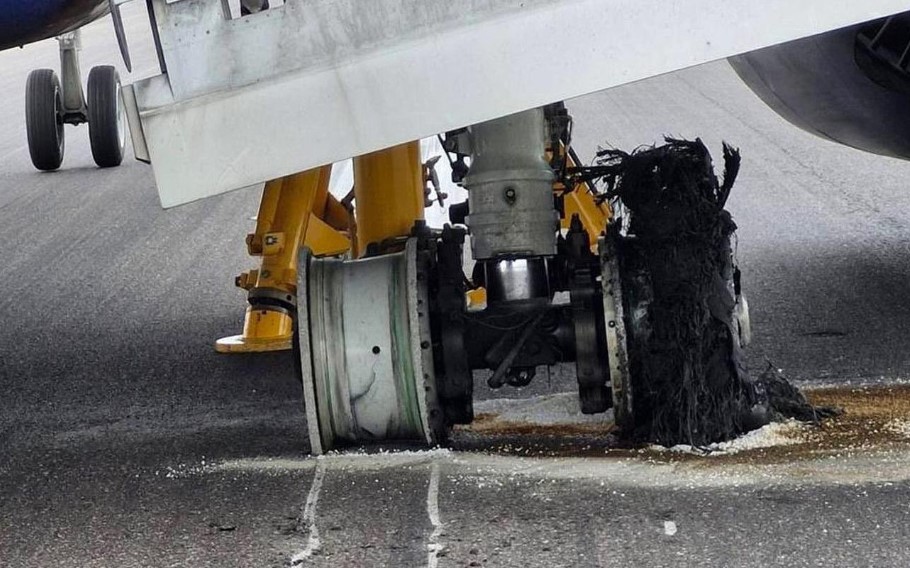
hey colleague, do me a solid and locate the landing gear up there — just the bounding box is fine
[592,139,763,445]
[295,107,621,454]
[293,106,760,453]
[24,30,126,171]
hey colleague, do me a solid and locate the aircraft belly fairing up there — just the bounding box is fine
[731,13,910,162]
[0,0,108,51]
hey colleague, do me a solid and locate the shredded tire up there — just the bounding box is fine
[591,138,835,447]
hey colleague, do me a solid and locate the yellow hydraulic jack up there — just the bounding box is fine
[216,141,426,353]
[215,165,351,353]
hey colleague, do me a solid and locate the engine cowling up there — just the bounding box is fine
[730,12,910,161]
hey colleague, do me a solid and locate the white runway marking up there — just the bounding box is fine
[426,462,444,568]
[291,461,327,564]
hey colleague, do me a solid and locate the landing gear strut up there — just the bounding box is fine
[25,30,126,171]
[295,106,624,453]
[293,106,756,453]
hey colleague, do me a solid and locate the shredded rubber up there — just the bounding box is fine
[590,138,836,447]
[758,364,842,423]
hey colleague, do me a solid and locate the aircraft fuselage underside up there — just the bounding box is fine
[0,0,107,51]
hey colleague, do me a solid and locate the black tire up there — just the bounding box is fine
[25,69,65,171]
[87,66,126,168]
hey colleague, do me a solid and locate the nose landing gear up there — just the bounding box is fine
[25,30,126,171]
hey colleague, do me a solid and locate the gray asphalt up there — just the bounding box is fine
[3,5,910,568]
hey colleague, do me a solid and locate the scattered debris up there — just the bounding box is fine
[886,418,910,438]
[454,385,910,464]
[471,392,613,430]
[654,420,806,456]
[758,364,841,423]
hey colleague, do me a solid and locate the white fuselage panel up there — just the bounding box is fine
[127,0,910,207]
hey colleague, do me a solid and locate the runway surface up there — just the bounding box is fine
[3,5,910,567]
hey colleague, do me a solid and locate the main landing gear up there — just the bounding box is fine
[25,30,126,171]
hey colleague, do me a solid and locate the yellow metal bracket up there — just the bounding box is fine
[557,151,612,246]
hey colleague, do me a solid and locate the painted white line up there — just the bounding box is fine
[291,461,327,564]
[663,520,678,536]
[426,461,443,568]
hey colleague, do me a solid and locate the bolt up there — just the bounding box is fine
[503,186,517,204]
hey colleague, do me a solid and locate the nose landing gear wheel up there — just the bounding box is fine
[25,69,65,171]
[87,66,126,168]
[295,240,445,455]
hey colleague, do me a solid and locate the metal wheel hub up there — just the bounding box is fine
[296,239,443,454]
[115,80,126,150]
[598,234,633,428]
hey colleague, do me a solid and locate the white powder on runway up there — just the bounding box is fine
[885,418,910,438]
[318,448,453,459]
[426,462,444,568]
[290,461,326,564]
[654,420,806,456]
[473,392,614,426]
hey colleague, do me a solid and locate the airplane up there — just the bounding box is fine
[5,0,910,454]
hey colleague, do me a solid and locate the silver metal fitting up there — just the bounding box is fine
[482,258,550,303]
[463,107,558,260]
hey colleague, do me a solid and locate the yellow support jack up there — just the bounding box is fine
[217,141,425,353]
[216,165,351,353]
